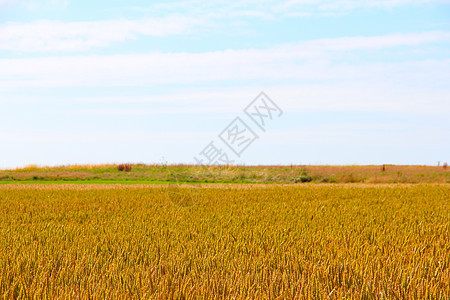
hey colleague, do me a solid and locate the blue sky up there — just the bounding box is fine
[0,0,449,168]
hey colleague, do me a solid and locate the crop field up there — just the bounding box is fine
[0,184,449,299]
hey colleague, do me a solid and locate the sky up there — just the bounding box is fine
[0,0,449,168]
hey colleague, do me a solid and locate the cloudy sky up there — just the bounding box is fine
[0,0,449,168]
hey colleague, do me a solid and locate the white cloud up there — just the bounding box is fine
[288,31,450,51]
[315,0,440,11]
[1,0,447,53]
[2,9,448,53]
[0,129,209,143]
[133,0,447,19]
[0,0,69,10]
[1,31,449,116]
[2,82,450,116]
[0,16,201,52]
[1,31,449,87]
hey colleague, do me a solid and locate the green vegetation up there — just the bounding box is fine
[0,164,448,184]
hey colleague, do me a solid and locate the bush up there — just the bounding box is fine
[117,164,132,172]
[294,168,313,183]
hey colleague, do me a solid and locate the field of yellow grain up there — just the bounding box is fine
[0,184,448,299]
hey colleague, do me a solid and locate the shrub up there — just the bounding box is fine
[117,164,132,172]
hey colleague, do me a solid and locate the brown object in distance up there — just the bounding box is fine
[118,164,132,172]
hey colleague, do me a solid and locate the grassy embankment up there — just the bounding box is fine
[0,164,448,184]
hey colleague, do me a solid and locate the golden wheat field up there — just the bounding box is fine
[0,184,448,299]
